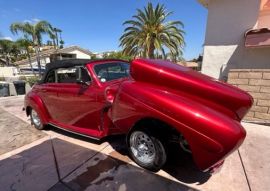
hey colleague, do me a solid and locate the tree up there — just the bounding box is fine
[120,3,185,59]
[0,39,13,66]
[10,20,52,76]
[0,39,22,65]
[58,28,64,49]
[16,38,36,75]
[102,51,132,61]
[48,31,57,48]
[48,27,64,49]
[53,27,62,47]
[59,40,64,49]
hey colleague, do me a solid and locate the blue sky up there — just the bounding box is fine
[0,0,207,60]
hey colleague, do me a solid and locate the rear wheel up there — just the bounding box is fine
[128,129,167,172]
[30,108,44,130]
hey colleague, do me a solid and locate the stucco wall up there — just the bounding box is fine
[201,0,270,79]
[228,69,270,123]
[0,67,19,77]
[69,50,91,59]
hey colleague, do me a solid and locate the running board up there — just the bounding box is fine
[48,123,100,141]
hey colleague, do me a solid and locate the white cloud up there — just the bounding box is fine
[0,37,13,41]
[23,18,41,24]
[23,19,32,23]
[32,18,40,22]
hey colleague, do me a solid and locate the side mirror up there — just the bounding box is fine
[75,66,90,86]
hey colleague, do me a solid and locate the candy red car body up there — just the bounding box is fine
[24,59,253,172]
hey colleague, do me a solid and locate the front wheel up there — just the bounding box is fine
[30,108,45,130]
[128,130,167,172]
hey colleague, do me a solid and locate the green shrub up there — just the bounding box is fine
[19,75,27,81]
[26,76,40,87]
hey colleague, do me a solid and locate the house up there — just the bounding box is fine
[92,50,118,59]
[15,45,93,73]
[198,0,270,80]
[198,0,270,123]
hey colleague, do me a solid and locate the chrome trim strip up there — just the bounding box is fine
[48,123,100,140]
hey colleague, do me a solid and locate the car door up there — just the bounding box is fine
[52,66,102,133]
[36,69,59,119]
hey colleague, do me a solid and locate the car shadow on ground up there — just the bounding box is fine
[106,135,212,185]
[0,136,200,191]
[46,125,212,186]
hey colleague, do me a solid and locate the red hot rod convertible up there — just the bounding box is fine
[24,59,253,172]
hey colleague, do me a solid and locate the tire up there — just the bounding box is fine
[30,108,44,130]
[127,129,167,172]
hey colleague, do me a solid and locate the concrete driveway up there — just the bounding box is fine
[0,96,269,191]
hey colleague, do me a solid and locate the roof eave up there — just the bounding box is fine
[197,0,210,8]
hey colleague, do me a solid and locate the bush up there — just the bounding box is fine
[26,76,40,87]
[19,75,27,81]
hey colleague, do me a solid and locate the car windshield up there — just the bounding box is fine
[94,62,130,82]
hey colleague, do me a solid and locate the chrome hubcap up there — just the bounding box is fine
[31,110,41,127]
[130,131,156,164]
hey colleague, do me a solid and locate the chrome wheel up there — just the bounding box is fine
[130,131,156,164]
[31,109,41,127]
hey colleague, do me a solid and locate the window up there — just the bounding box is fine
[56,67,77,83]
[44,66,91,84]
[94,62,130,82]
[45,70,56,83]
[56,66,91,83]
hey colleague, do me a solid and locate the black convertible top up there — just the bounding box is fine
[45,59,92,71]
[40,58,128,83]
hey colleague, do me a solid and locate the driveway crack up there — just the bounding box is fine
[238,149,252,191]
[50,138,61,181]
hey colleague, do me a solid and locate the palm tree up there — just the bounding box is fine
[48,31,57,48]
[10,21,52,76]
[48,27,63,49]
[59,29,64,49]
[54,28,61,47]
[0,39,13,66]
[120,3,185,59]
[16,38,36,75]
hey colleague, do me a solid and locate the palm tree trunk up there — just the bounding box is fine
[34,45,42,76]
[52,38,56,49]
[147,43,155,58]
[27,51,35,76]
[55,31,59,48]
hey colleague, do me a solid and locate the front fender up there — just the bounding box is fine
[25,92,51,125]
[112,81,246,170]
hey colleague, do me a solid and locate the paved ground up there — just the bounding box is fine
[0,107,45,155]
[0,95,269,191]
